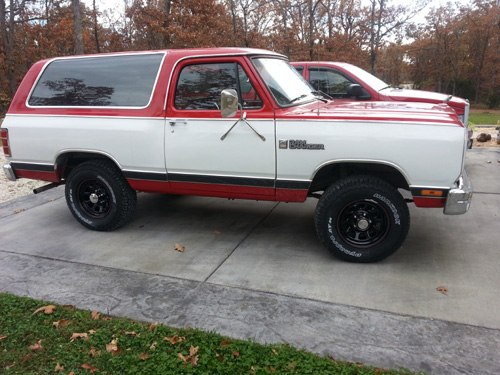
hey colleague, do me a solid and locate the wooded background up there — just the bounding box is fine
[1,0,500,115]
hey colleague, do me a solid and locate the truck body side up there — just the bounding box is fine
[1,48,473,262]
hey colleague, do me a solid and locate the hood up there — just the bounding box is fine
[278,100,462,126]
[380,88,467,114]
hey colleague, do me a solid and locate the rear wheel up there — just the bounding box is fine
[315,176,410,262]
[65,160,137,231]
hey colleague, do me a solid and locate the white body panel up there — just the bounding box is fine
[276,119,467,189]
[164,118,275,179]
[4,113,468,190]
[5,115,166,173]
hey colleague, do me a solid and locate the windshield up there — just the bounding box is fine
[252,57,317,107]
[344,64,389,92]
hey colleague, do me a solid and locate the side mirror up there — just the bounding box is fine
[347,84,363,97]
[221,89,239,118]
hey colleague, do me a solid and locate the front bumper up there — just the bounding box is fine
[2,163,17,181]
[444,170,473,215]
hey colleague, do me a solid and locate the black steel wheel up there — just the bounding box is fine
[77,178,112,218]
[65,160,137,231]
[315,175,410,263]
[337,199,389,248]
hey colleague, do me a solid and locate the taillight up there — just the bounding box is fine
[1,128,11,157]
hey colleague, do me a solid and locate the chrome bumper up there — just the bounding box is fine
[2,163,17,181]
[444,170,473,215]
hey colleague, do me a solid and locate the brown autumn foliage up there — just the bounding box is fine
[0,0,499,117]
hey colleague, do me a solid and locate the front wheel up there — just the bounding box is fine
[315,176,410,263]
[65,160,137,231]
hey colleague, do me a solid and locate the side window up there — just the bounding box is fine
[238,65,263,110]
[29,54,164,107]
[174,63,262,110]
[293,66,304,76]
[309,69,354,99]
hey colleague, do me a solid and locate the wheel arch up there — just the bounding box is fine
[309,160,410,193]
[54,150,123,180]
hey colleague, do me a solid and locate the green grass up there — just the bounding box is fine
[469,112,500,125]
[0,293,424,375]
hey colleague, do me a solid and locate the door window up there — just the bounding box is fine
[309,68,354,99]
[174,63,262,110]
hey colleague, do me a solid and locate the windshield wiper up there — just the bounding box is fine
[312,90,331,102]
[289,94,308,103]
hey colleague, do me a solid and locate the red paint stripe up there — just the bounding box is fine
[128,179,309,203]
[15,170,59,183]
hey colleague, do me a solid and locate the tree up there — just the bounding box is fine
[72,0,83,54]
[366,0,429,74]
[0,0,29,97]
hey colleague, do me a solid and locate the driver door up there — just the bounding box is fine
[164,57,276,199]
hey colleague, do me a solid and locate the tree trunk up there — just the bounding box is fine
[161,0,171,48]
[92,0,100,53]
[308,0,314,60]
[73,0,84,54]
[0,0,16,97]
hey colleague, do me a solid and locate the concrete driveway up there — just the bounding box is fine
[1,148,499,375]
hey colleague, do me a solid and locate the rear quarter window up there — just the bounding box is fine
[28,53,164,107]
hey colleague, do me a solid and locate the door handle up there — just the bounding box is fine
[169,120,187,126]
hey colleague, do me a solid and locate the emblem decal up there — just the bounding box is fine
[288,140,325,150]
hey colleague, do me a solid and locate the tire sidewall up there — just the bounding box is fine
[66,164,121,230]
[317,179,409,262]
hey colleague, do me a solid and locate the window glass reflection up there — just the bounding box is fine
[29,54,164,107]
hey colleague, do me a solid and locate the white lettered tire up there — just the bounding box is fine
[315,176,410,262]
[65,160,137,231]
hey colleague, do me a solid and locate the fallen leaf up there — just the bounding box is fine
[213,231,222,235]
[487,160,492,164]
[123,331,139,336]
[164,334,186,344]
[269,366,276,372]
[149,321,159,331]
[55,362,65,371]
[21,354,32,364]
[106,339,119,354]
[0,335,7,340]
[140,353,149,360]
[288,361,298,369]
[220,340,231,346]
[178,345,199,366]
[91,311,100,320]
[68,372,74,375]
[272,349,278,355]
[149,341,157,350]
[70,333,89,342]
[53,319,70,328]
[14,209,25,214]
[89,348,102,357]
[49,199,57,202]
[101,317,113,321]
[232,350,240,357]
[174,243,185,252]
[81,363,99,373]
[29,339,43,351]
[88,330,97,334]
[63,305,76,311]
[436,286,448,295]
[32,305,56,315]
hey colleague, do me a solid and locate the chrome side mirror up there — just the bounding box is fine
[221,89,239,118]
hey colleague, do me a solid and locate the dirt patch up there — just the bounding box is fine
[474,138,500,148]
[473,127,500,148]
